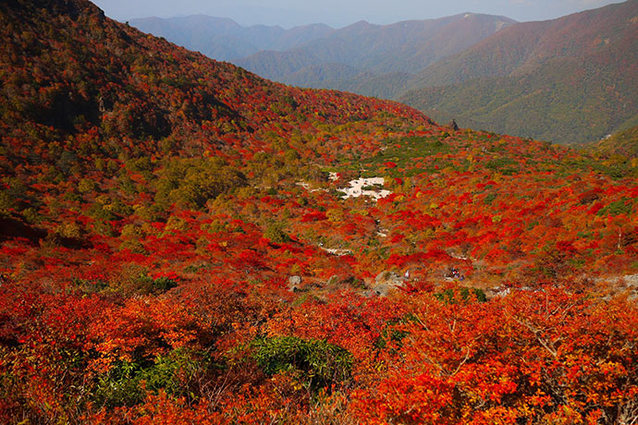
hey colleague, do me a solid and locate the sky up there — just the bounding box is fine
[92,0,624,28]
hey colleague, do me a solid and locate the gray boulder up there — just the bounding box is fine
[287,275,302,292]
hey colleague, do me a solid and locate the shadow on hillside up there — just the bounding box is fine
[0,217,90,249]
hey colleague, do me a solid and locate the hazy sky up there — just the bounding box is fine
[92,0,624,27]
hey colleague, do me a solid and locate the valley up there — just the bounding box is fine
[134,1,638,144]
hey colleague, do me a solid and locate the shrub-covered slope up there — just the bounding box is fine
[0,1,637,424]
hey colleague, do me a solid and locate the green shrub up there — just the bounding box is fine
[92,349,208,408]
[597,198,633,217]
[93,361,144,408]
[0,190,17,217]
[154,157,247,210]
[484,193,497,205]
[264,221,290,244]
[484,158,518,175]
[252,336,353,392]
[77,178,96,194]
[112,267,179,295]
[152,276,178,292]
[434,287,487,304]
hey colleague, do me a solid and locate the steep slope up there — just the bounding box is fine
[233,13,515,95]
[0,0,427,167]
[400,0,638,144]
[130,15,334,61]
[1,1,637,424]
[410,1,637,87]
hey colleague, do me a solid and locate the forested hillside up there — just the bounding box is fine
[0,0,637,424]
[400,0,638,144]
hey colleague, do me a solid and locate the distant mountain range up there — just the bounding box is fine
[131,1,638,144]
[131,13,515,88]
[234,14,515,81]
[130,15,334,62]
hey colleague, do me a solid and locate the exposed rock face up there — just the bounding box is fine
[337,177,391,200]
[287,275,302,292]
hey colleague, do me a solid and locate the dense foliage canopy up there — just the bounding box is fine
[0,0,637,424]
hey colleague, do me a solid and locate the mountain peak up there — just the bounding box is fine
[346,19,374,29]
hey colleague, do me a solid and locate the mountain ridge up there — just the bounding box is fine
[130,15,335,61]
[235,13,516,81]
[398,0,638,144]
[409,0,638,88]
[130,12,516,92]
